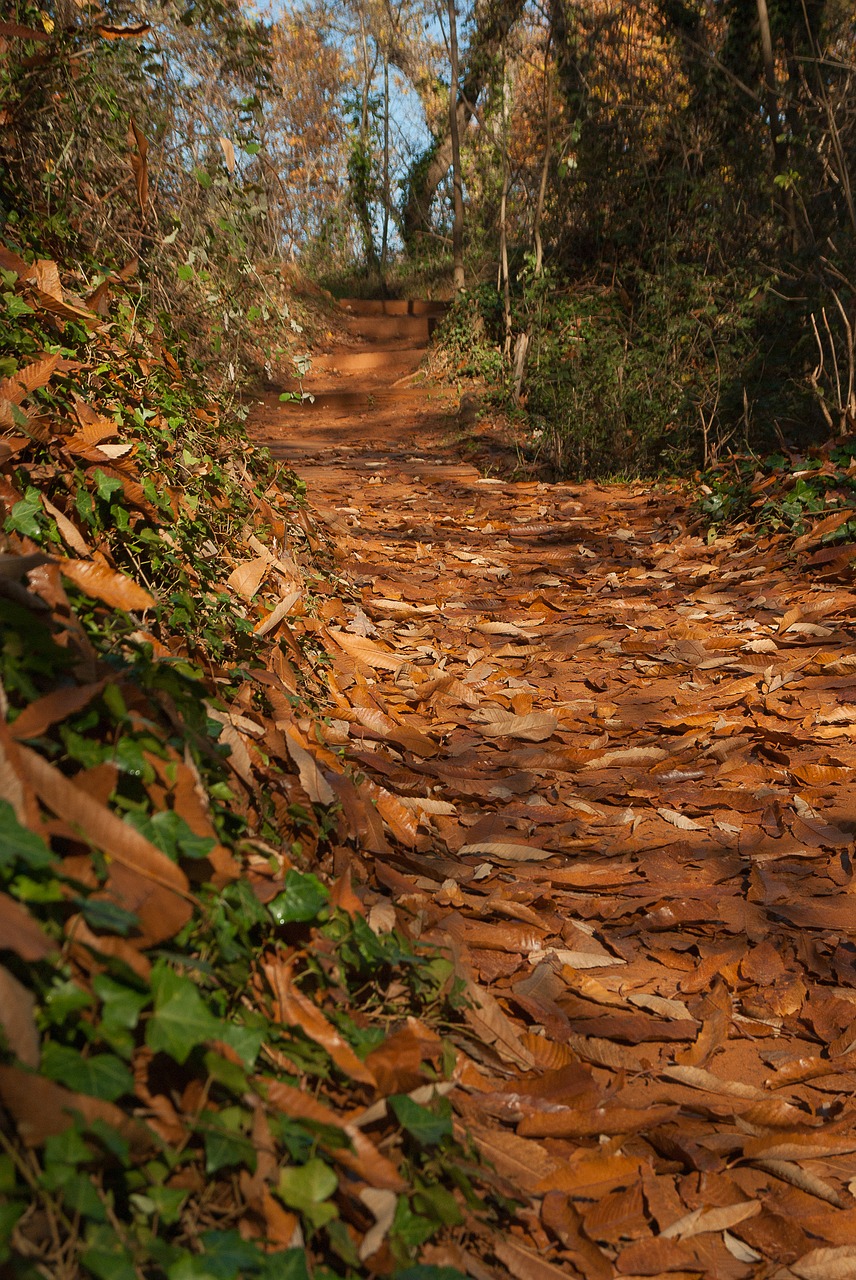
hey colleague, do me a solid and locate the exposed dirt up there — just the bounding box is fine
[250,304,856,1278]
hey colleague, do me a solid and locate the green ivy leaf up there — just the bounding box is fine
[0,799,54,871]
[44,1127,91,1167]
[81,1225,138,1280]
[77,896,140,936]
[93,974,149,1032]
[125,808,214,862]
[268,869,328,925]
[5,487,44,538]
[412,1181,463,1227]
[145,961,221,1064]
[277,1157,338,1227]
[196,1231,263,1277]
[81,1244,138,1280]
[214,1020,265,1070]
[199,1109,256,1175]
[389,1095,453,1146]
[0,1201,26,1261]
[43,1165,107,1221]
[203,1049,248,1095]
[151,1185,188,1224]
[40,1044,134,1102]
[93,470,124,502]
[43,978,93,1025]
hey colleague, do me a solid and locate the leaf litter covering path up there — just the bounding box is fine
[252,305,856,1279]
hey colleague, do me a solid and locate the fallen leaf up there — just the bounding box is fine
[0,891,56,960]
[791,1246,856,1280]
[0,965,40,1065]
[58,557,155,611]
[657,807,705,831]
[226,556,268,600]
[660,1201,760,1239]
[263,957,376,1086]
[473,709,558,741]
[283,730,335,806]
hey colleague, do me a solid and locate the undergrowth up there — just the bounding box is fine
[0,242,503,1278]
[696,438,856,572]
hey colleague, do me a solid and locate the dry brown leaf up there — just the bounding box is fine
[41,495,91,556]
[615,1235,702,1275]
[358,777,420,845]
[0,354,59,403]
[352,705,437,756]
[18,745,193,944]
[582,745,669,769]
[0,1064,152,1149]
[359,1187,397,1261]
[226,556,268,601]
[0,891,56,960]
[458,840,555,863]
[261,1077,405,1189]
[10,680,106,741]
[745,1130,856,1161]
[463,977,537,1070]
[752,1159,844,1207]
[219,135,236,174]
[254,588,302,636]
[283,730,335,806]
[364,1018,442,1095]
[493,1237,576,1280]
[473,709,558,741]
[468,1125,560,1195]
[58,557,155,611]
[330,629,409,671]
[264,957,376,1085]
[661,1064,766,1099]
[519,1104,678,1138]
[791,1247,856,1280]
[128,116,149,215]
[657,807,705,831]
[538,1152,642,1196]
[0,965,40,1065]
[661,1201,761,1239]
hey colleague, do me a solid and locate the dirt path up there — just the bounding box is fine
[252,304,856,1277]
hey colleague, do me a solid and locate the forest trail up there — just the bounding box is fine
[251,305,856,1276]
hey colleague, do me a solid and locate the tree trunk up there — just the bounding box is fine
[755,0,798,246]
[448,0,465,290]
[533,40,553,277]
[401,0,526,245]
[351,12,380,271]
[381,54,390,284]
[499,52,512,355]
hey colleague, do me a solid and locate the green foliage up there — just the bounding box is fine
[0,244,500,1279]
[0,0,321,390]
[432,287,503,383]
[389,1095,454,1146]
[697,438,856,543]
[0,730,482,1274]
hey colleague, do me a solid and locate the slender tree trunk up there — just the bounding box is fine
[533,40,553,277]
[755,0,798,246]
[514,36,552,402]
[401,0,526,245]
[447,0,465,290]
[354,12,379,271]
[381,54,390,283]
[499,53,512,356]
